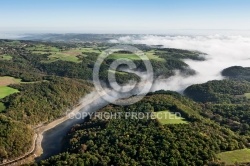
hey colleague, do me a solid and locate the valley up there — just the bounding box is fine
[0,38,250,166]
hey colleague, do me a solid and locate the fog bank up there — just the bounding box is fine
[111,35,250,92]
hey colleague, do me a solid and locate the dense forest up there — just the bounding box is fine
[0,41,94,160]
[183,77,250,140]
[36,93,248,166]
[184,80,250,103]
[0,77,92,160]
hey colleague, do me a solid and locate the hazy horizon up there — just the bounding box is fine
[1,30,250,40]
[1,0,250,34]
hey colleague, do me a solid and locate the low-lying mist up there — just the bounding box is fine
[111,35,250,92]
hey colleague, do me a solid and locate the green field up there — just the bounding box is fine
[244,93,250,99]
[108,51,165,61]
[0,54,12,60]
[0,86,19,99]
[0,102,5,112]
[217,149,250,165]
[154,110,188,125]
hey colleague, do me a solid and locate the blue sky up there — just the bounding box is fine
[0,0,250,33]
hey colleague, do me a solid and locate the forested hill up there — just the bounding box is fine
[0,77,92,160]
[184,77,250,147]
[179,67,250,165]
[37,92,248,166]
[222,66,250,81]
[184,79,250,103]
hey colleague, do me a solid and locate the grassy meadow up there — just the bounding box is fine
[0,86,19,99]
[0,76,22,112]
[0,54,12,60]
[0,76,20,99]
[217,149,250,165]
[244,93,250,99]
[154,110,188,125]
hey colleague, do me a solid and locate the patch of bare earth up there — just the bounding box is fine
[0,77,20,86]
